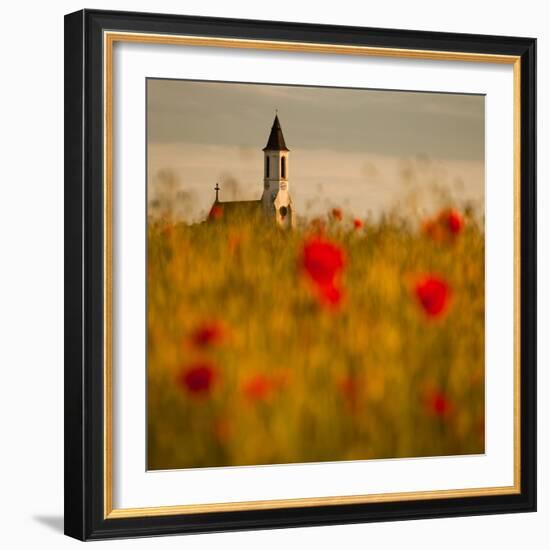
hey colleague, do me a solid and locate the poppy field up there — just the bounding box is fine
[147,207,485,470]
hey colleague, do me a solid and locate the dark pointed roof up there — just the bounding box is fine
[263,115,289,151]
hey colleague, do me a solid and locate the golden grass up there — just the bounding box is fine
[147,210,484,470]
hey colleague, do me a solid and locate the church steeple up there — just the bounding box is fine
[261,113,294,228]
[263,114,290,152]
[208,113,295,229]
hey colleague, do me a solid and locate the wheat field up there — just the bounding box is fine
[147,207,484,470]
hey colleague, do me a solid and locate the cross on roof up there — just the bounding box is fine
[214,183,220,202]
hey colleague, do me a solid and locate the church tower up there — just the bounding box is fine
[261,114,295,228]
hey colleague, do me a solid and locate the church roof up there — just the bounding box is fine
[209,199,263,222]
[263,115,289,152]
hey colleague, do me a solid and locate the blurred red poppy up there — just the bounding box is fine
[338,374,360,412]
[425,389,452,418]
[445,209,464,235]
[301,237,345,287]
[353,218,363,230]
[422,208,464,242]
[318,282,344,309]
[301,237,346,310]
[414,275,451,318]
[177,361,217,396]
[243,374,276,402]
[189,321,227,349]
[209,204,224,220]
[331,208,343,221]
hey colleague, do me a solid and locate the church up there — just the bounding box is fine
[209,114,295,229]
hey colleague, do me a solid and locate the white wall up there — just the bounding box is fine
[0,0,546,548]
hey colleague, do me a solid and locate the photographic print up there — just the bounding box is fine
[65,12,536,539]
[146,79,485,470]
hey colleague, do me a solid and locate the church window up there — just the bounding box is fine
[265,156,270,178]
[281,156,286,178]
[279,206,288,218]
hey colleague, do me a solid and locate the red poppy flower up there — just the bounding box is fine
[414,275,451,318]
[423,208,464,241]
[243,374,276,402]
[338,375,360,412]
[301,237,345,287]
[331,208,343,221]
[301,237,346,310]
[425,389,452,418]
[177,361,217,396]
[317,282,344,309]
[209,204,224,220]
[189,321,226,349]
[445,209,463,235]
[353,218,363,230]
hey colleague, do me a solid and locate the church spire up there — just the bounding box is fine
[261,112,293,228]
[263,114,290,152]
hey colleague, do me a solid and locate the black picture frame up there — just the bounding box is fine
[64,8,537,541]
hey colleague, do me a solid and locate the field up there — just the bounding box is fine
[147,207,485,470]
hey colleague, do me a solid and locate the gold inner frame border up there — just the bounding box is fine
[103,30,522,519]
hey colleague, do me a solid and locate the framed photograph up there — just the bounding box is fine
[64,9,536,540]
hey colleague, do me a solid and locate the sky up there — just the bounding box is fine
[147,78,485,223]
